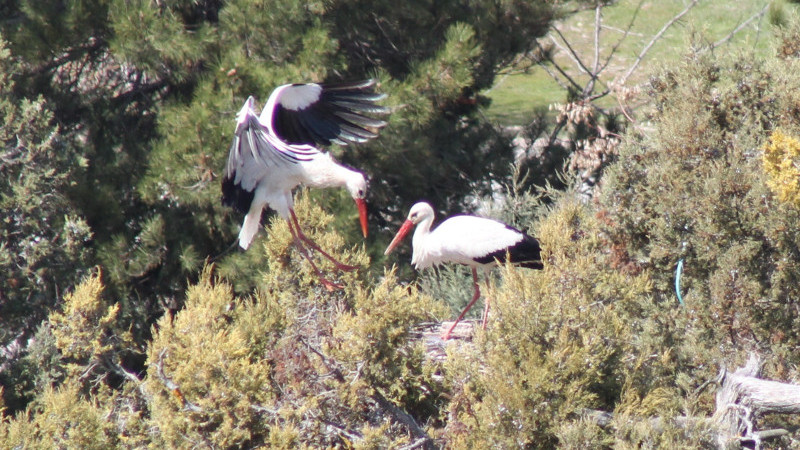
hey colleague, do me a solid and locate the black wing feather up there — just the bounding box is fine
[273,79,389,147]
[221,175,255,214]
[472,226,544,269]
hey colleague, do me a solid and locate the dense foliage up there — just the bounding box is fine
[0,0,559,413]
[5,0,800,448]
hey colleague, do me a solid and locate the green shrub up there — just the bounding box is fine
[441,196,665,448]
[0,384,120,449]
[145,197,447,447]
[598,45,800,363]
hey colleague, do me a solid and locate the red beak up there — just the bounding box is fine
[355,198,368,238]
[384,219,414,255]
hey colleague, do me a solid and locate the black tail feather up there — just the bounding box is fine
[221,175,254,215]
[473,230,543,269]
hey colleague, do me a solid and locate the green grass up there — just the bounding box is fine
[482,71,563,126]
[484,0,778,126]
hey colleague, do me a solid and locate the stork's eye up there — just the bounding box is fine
[358,189,364,197]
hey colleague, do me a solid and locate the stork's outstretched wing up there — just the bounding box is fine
[261,79,389,146]
[221,96,319,213]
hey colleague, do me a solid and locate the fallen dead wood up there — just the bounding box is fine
[713,353,798,449]
[581,354,798,449]
[579,407,789,449]
[409,320,476,365]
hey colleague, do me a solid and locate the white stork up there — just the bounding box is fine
[222,80,388,290]
[384,202,543,339]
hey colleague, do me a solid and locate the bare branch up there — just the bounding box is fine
[372,390,435,450]
[714,353,800,448]
[549,11,612,99]
[710,4,769,50]
[718,357,800,415]
[398,437,432,450]
[618,0,699,86]
[615,92,636,124]
[586,88,611,102]
[300,337,436,450]
[318,417,364,442]
[585,3,602,96]
[550,28,593,77]
[601,24,644,37]
[537,41,583,92]
[582,402,790,447]
[597,0,646,76]
[155,348,202,413]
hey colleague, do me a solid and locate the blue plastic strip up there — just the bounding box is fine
[675,258,685,306]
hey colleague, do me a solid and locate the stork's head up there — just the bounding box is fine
[405,202,434,225]
[344,172,369,238]
[384,202,434,255]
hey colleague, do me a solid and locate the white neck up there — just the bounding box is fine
[302,154,356,189]
[411,214,434,267]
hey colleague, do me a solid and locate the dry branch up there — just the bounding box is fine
[154,348,202,413]
[579,354,799,449]
[710,4,769,50]
[618,0,699,86]
[411,321,476,365]
[300,337,436,450]
[714,353,799,448]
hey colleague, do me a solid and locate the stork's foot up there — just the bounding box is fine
[320,278,344,291]
[333,262,359,272]
[440,323,458,341]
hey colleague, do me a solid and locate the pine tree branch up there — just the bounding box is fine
[29,37,107,77]
[0,146,25,169]
[112,78,169,106]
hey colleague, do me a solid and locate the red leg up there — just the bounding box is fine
[481,272,491,330]
[286,218,342,291]
[442,267,481,340]
[290,210,359,272]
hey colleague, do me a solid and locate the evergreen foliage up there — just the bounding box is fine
[0,39,94,410]
[1,200,449,448]
[0,0,561,416]
[8,0,800,447]
[598,42,800,361]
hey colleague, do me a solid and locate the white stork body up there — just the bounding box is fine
[222,80,387,290]
[385,202,543,339]
[236,150,364,251]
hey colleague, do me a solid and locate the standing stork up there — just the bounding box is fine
[384,202,543,339]
[222,80,388,290]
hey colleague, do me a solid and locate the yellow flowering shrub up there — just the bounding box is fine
[762,129,800,206]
